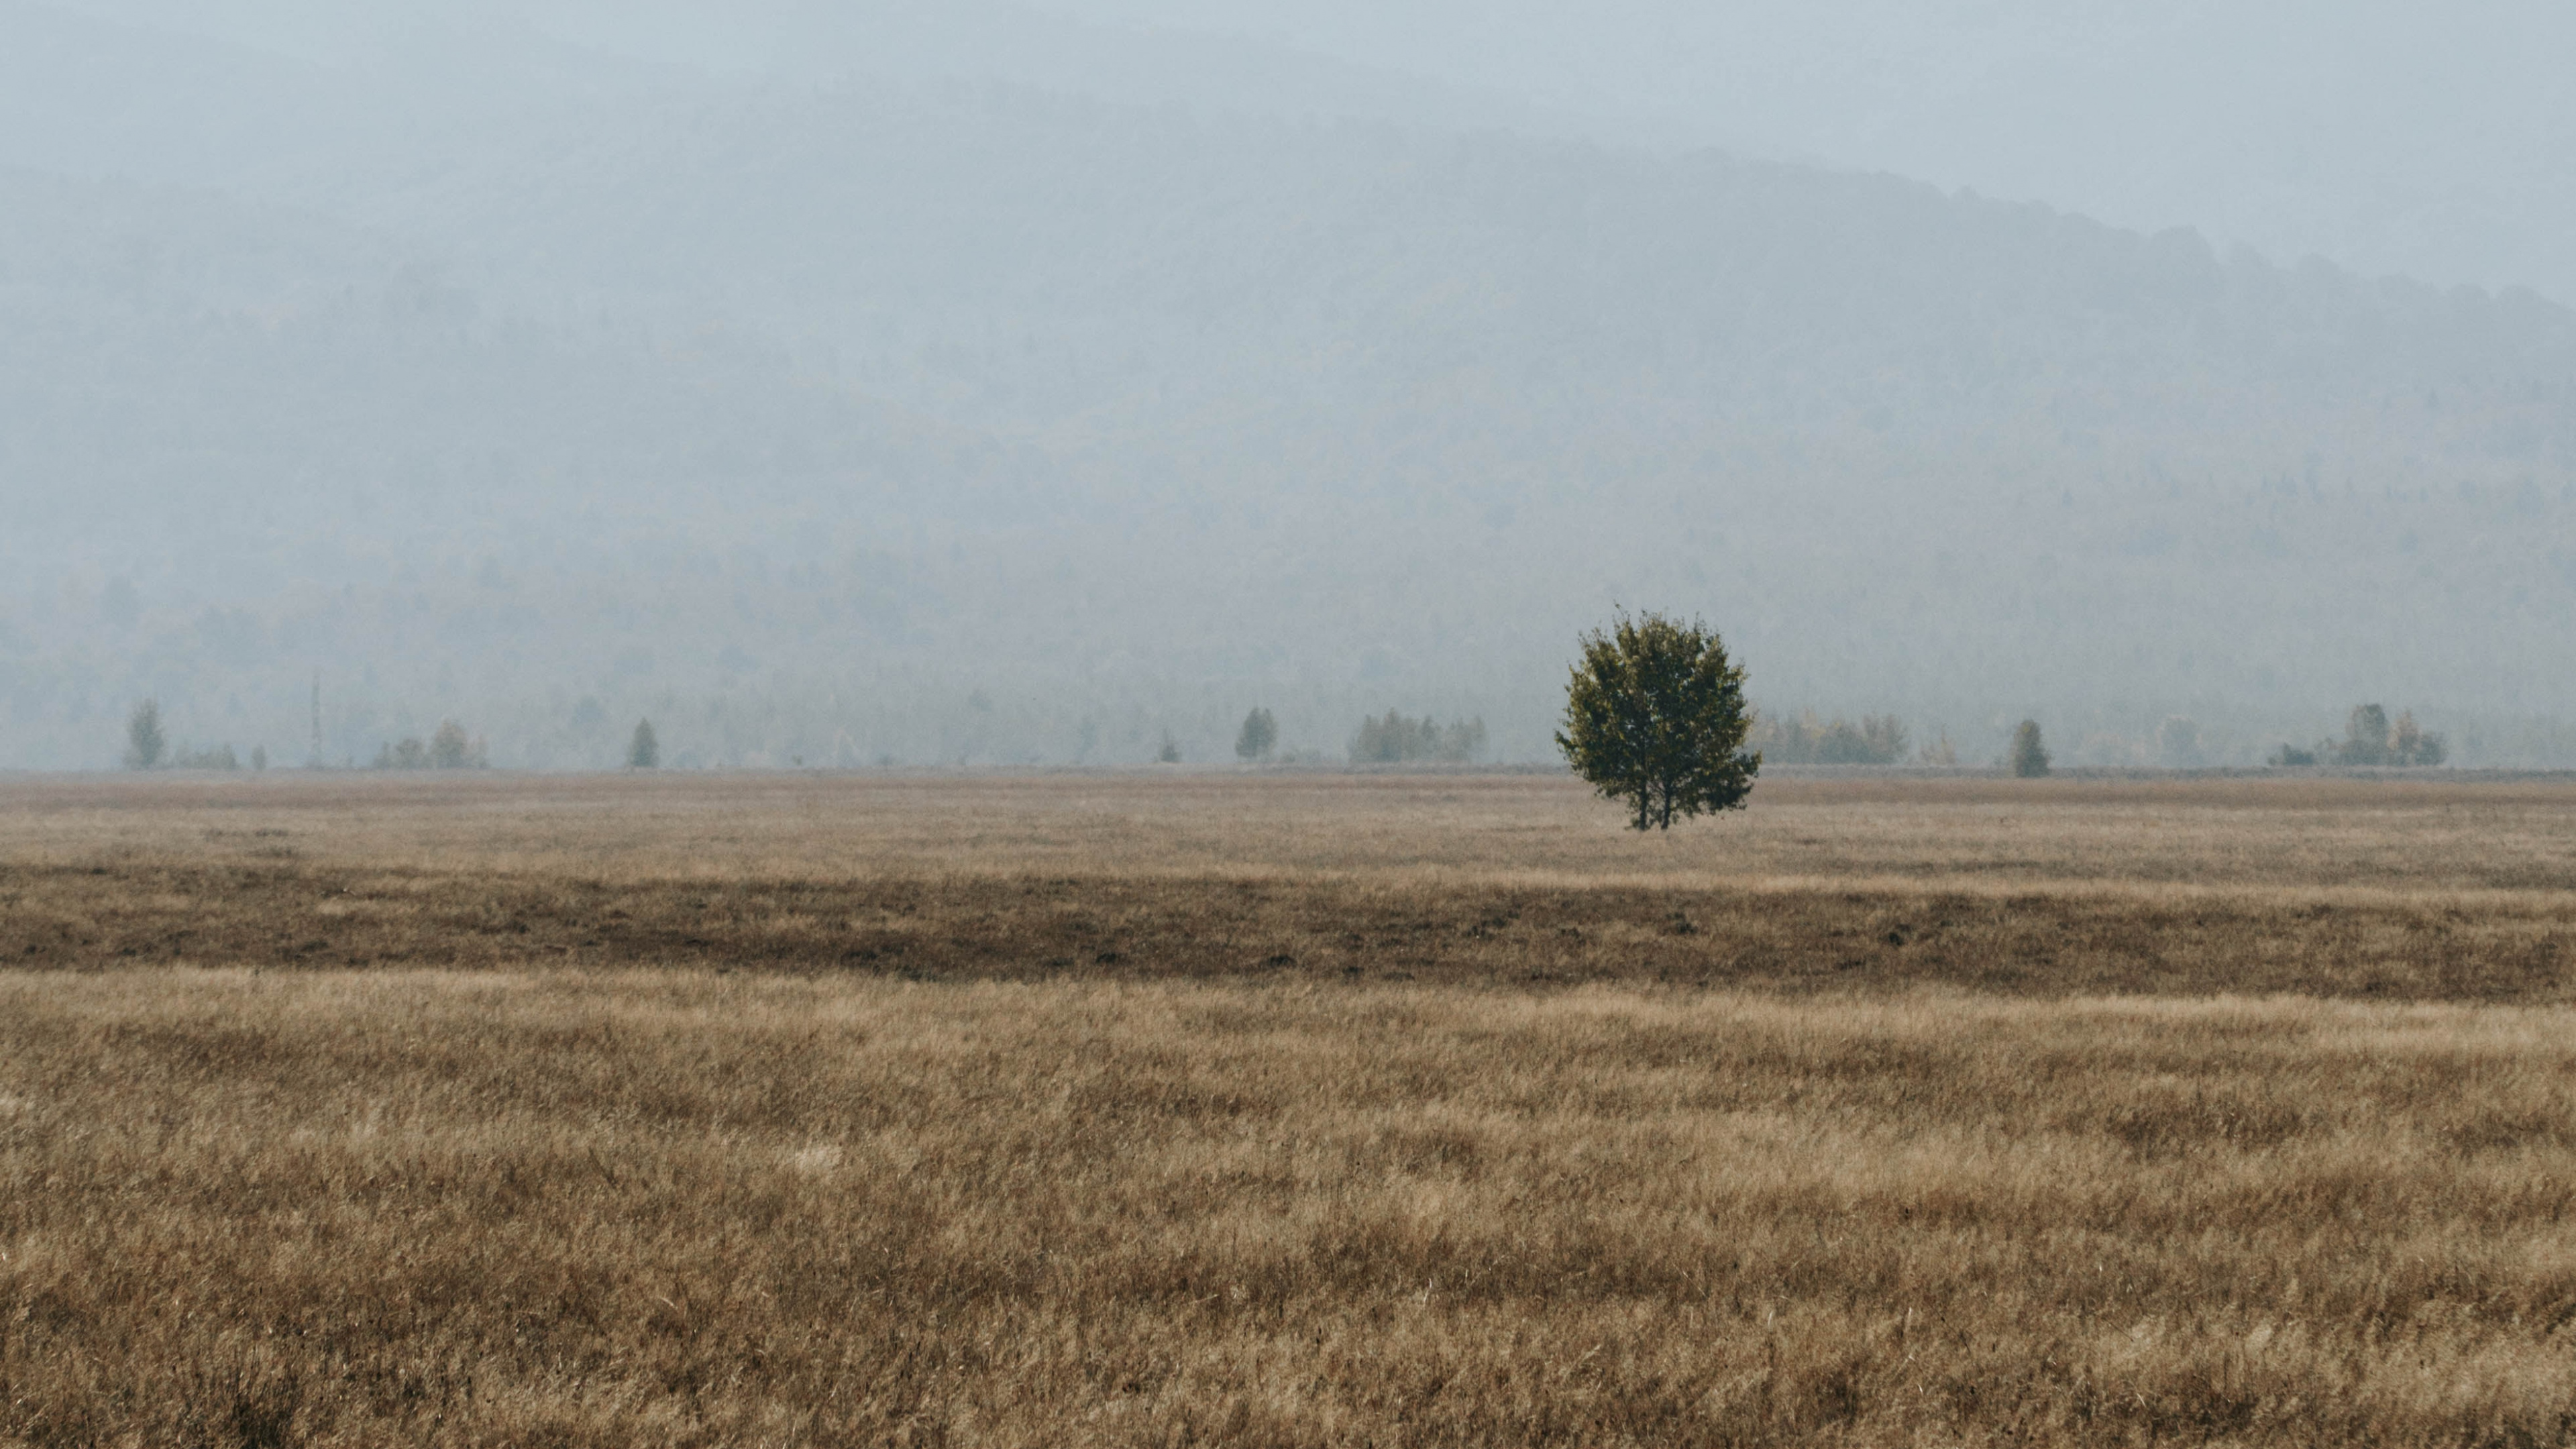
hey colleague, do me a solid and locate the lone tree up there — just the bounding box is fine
[1234,707,1278,762]
[629,719,660,769]
[1556,611,1760,831]
[2010,720,2051,777]
[124,700,165,771]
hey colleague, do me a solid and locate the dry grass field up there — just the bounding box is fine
[3,770,2575,1444]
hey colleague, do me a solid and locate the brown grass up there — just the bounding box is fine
[5,772,2573,1002]
[10,770,2576,892]
[3,772,2575,1444]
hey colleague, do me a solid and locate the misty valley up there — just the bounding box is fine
[3,5,2575,770]
[11,8,2576,1445]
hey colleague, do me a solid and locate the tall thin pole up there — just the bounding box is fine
[310,672,323,768]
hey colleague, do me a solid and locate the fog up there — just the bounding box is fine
[5,0,2573,769]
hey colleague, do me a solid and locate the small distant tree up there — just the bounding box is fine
[1157,732,1183,764]
[1350,711,1421,763]
[1856,714,1907,764]
[429,720,486,769]
[2156,716,2202,767]
[629,719,660,769]
[2010,720,2051,777]
[1438,718,1489,763]
[1234,707,1278,762]
[124,700,165,771]
[2390,711,2447,767]
[2339,704,2392,766]
[1557,611,1760,832]
[251,745,268,772]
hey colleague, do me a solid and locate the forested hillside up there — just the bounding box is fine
[4,5,2575,769]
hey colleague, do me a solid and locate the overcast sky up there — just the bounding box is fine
[1038,0,2576,300]
[66,0,2559,297]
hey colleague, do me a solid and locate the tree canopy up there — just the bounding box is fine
[1234,708,1277,762]
[2010,721,2051,777]
[1557,613,1760,831]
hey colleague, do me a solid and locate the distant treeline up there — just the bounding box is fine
[2271,706,2447,767]
[374,721,490,771]
[93,689,2519,775]
[1349,712,1488,765]
[119,700,266,772]
[1752,712,1913,765]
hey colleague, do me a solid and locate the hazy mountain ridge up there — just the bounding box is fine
[349,78,2576,539]
[32,0,2576,300]
[1013,0,2576,305]
[5,11,2576,769]
[370,82,2576,423]
[0,166,1057,586]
